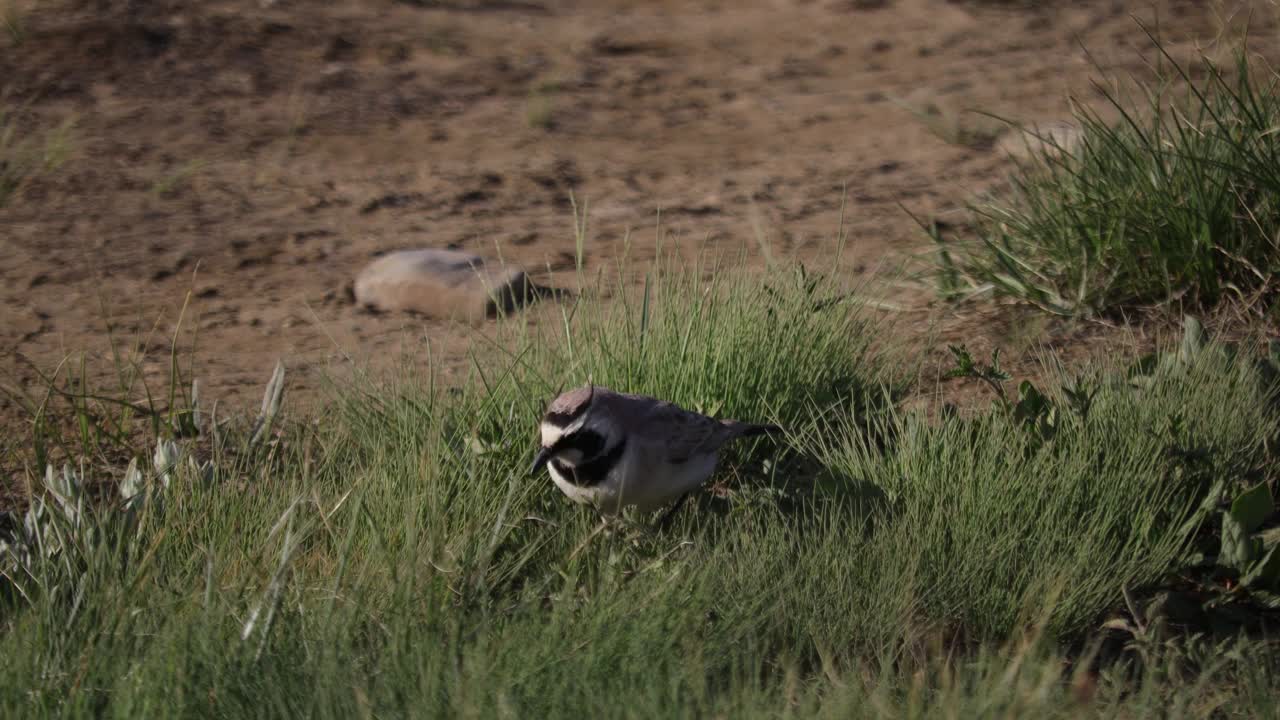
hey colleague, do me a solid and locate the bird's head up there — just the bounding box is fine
[529,384,615,474]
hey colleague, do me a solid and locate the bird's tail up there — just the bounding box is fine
[724,420,783,438]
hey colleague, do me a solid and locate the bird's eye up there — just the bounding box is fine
[557,429,605,458]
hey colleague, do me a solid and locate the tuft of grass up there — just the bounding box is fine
[0,108,74,208]
[811,334,1278,647]
[423,23,466,56]
[936,30,1280,317]
[892,95,1005,151]
[526,77,562,131]
[1,0,25,45]
[150,158,206,198]
[2,252,1279,716]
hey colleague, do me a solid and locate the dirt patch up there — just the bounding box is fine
[0,0,1273,436]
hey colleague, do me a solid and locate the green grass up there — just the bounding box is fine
[2,254,1279,717]
[526,76,562,131]
[1,0,25,46]
[150,158,207,198]
[0,107,74,208]
[936,31,1280,318]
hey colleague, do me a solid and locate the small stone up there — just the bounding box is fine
[353,248,534,322]
[211,70,255,96]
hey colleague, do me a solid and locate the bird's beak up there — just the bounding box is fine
[529,447,552,475]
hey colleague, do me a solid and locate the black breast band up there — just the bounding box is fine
[553,438,627,487]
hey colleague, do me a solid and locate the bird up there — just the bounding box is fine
[529,384,782,518]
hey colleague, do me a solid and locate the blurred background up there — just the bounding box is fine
[0,0,1270,417]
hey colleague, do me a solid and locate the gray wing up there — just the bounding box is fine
[631,399,742,462]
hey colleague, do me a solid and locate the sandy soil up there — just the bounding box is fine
[0,0,1271,429]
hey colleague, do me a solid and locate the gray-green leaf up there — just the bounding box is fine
[1243,545,1280,590]
[1222,512,1258,571]
[1178,315,1205,363]
[1230,482,1273,534]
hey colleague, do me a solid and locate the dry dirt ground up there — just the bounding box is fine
[0,0,1273,433]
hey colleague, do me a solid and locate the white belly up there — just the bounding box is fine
[548,448,717,516]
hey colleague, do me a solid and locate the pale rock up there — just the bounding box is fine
[353,249,533,322]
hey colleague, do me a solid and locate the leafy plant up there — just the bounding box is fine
[1221,484,1280,592]
[946,344,1012,401]
[1180,481,1280,608]
[944,344,1079,443]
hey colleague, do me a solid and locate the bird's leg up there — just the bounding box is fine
[656,492,691,529]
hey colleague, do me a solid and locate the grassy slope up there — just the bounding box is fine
[2,257,1278,718]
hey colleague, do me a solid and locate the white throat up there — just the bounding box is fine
[539,421,567,448]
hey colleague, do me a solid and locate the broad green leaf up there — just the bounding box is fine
[1178,315,1205,363]
[1221,512,1257,571]
[1127,353,1160,379]
[1248,589,1280,610]
[1014,381,1048,425]
[1229,482,1273,534]
[1242,545,1280,590]
[119,457,143,503]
